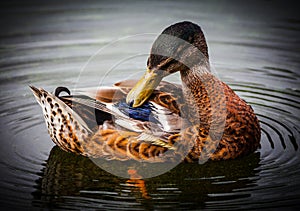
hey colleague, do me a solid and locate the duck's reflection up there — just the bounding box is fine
[32,146,260,209]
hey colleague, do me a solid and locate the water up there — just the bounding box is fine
[0,0,299,209]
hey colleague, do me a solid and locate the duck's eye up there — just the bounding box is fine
[159,59,178,71]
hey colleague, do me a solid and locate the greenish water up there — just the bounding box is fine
[0,0,299,209]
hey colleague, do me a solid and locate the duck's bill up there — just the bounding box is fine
[126,69,163,107]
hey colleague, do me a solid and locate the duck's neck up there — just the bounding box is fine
[179,62,218,129]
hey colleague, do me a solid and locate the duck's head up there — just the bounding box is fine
[126,21,209,107]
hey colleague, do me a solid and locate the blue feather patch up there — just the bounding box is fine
[115,101,156,122]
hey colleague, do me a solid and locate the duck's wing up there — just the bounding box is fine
[60,91,180,159]
[61,92,154,134]
[31,86,182,162]
[51,80,184,161]
[73,79,183,114]
[70,79,184,132]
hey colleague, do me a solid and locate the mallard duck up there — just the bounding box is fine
[30,21,260,163]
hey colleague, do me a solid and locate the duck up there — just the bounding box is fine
[30,21,261,163]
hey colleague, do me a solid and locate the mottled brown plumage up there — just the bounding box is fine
[31,21,261,163]
[30,82,186,162]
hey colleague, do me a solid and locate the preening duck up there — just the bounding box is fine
[30,21,261,163]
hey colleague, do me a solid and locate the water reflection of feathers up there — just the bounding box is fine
[32,146,260,208]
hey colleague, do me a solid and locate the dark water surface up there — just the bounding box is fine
[1,0,300,209]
